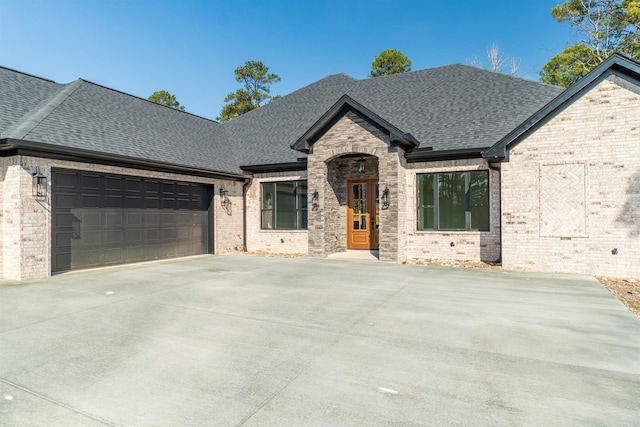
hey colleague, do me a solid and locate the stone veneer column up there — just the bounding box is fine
[307,158,327,257]
[378,145,401,262]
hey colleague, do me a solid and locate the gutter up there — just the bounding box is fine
[240,161,307,173]
[487,160,503,264]
[405,147,487,162]
[242,177,252,252]
[0,138,249,181]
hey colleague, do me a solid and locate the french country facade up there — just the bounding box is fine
[1,54,638,280]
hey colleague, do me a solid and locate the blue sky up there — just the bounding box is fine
[0,0,576,120]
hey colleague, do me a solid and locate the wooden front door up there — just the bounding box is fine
[347,178,379,250]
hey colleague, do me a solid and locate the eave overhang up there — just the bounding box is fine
[483,53,640,162]
[0,138,250,181]
[291,94,420,154]
[240,160,308,173]
[405,147,487,162]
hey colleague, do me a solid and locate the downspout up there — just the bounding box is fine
[488,160,502,264]
[242,177,252,252]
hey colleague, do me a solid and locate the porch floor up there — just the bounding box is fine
[327,250,380,260]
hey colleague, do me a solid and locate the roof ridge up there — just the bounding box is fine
[4,79,84,140]
[0,65,58,84]
[76,78,222,124]
[450,63,563,88]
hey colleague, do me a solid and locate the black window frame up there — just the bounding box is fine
[260,181,308,230]
[417,171,490,231]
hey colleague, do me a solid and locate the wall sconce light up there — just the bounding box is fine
[381,186,390,209]
[312,191,319,211]
[357,155,366,174]
[32,167,47,200]
[220,187,231,207]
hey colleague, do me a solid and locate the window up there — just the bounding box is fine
[261,181,307,229]
[417,171,489,231]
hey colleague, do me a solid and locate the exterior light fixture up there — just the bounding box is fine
[220,187,230,207]
[32,167,47,200]
[381,186,390,209]
[312,191,319,211]
[357,155,366,174]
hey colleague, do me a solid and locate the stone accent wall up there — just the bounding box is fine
[501,76,640,277]
[325,156,378,254]
[245,171,308,254]
[0,155,245,280]
[307,111,401,261]
[403,159,501,263]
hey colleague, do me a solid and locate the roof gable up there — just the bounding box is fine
[484,53,640,160]
[291,94,419,154]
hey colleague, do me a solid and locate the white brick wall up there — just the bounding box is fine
[245,171,309,255]
[403,159,501,263]
[501,76,640,277]
[1,156,245,280]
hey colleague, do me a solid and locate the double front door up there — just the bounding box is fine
[347,178,379,250]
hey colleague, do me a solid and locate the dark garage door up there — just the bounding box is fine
[52,169,213,273]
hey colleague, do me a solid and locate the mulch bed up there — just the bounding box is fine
[596,276,640,319]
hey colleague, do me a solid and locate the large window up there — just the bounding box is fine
[417,171,489,231]
[261,181,307,230]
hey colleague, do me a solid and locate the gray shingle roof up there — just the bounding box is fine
[0,66,61,137]
[347,65,564,152]
[231,65,563,165]
[1,64,564,174]
[1,66,237,173]
[225,73,358,166]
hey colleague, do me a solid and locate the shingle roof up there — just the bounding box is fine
[231,65,563,165]
[1,64,564,173]
[1,67,238,173]
[346,65,564,152]
[0,66,62,136]
[225,73,358,166]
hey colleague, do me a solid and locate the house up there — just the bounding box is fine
[1,54,638,280]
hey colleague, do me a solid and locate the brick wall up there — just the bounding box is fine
[245,171,309,254]
[0,158,4,276]
[403,159,501,263]
[501,76,640,277]
[0,156,245,280]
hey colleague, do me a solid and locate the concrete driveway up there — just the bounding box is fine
[1,255,638,426]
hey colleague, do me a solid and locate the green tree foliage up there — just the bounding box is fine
[148,90,185,111]
[369,49,412,78]
[540,44,598,87]
[217,60,281,122]
[541,0,640,87]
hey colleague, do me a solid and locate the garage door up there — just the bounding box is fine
[52,169,213,273]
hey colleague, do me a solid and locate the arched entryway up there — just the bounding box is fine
[323,153,379,255]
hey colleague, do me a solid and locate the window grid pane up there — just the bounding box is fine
[261,183,274,229]
[438,172,466,230]
[261,181,308,230]
[416,171,490,232]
